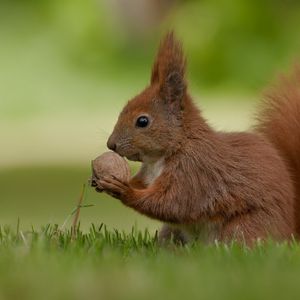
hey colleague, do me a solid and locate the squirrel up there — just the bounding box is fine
[95,31,300,246]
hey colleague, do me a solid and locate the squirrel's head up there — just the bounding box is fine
[107,32,190,162]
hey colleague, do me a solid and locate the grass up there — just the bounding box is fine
[1,224,300,300]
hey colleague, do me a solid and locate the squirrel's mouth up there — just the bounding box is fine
[113,146,142,162]
[125,153,142,162]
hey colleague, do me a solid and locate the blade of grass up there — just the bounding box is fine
[71,184,86,239]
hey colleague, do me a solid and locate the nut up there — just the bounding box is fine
[90,151,131,190]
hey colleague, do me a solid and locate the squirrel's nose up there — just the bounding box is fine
[107,137,117,152]
[108,143,117,152]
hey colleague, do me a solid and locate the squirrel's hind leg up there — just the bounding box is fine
[158,224,188,245]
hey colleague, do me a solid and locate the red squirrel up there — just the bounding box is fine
[95,32,300,245]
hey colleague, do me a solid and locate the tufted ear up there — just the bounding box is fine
[151,31,187,111]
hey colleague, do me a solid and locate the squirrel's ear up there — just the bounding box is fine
[151,31,187,110]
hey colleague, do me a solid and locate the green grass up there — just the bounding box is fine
[1,224,300,300]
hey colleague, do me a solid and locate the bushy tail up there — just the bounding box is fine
[256,67,300,233]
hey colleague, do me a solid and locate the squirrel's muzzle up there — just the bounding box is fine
[107,136,117,152]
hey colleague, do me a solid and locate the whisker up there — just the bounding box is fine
[120,142,133,149]
[97,128,110,135]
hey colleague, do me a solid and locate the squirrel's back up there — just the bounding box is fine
[256,68,300,233]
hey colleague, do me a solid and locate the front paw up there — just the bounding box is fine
[97,176,131,201]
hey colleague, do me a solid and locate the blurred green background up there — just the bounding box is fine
[1,0,300,231]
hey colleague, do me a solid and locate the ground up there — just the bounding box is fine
[1,224,300,300]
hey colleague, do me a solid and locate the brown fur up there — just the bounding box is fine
[98,32,300,245]
[256,68,300,233]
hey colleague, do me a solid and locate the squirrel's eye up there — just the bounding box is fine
[136,116,149,128]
